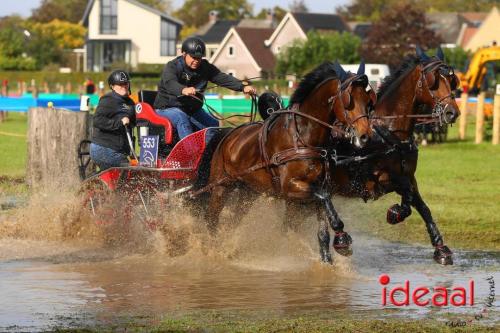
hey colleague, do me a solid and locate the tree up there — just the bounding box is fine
[360,3,442,70]
[174,0,253,28]
[420,0,497,12]
[0,16,38,70]
[179,25,198,40]
[30,0,88,23]
[27,19,86,49]
[336,0,396,22]
[0,15,86,70]
[276,31,362,76]
[255,6,287,22]
[337,0,499,22]
[30,0,172,24]
[137,0,173,12]
[289,0,309,13]
[429,47,471,72]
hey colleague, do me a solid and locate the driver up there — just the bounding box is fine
[153,36,256,139]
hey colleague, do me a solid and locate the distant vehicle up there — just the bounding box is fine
[456,46,500,95]
[340,64,390,89]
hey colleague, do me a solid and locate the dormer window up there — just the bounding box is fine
[100,0,117,34]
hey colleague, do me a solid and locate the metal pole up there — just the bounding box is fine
[493,94,500,145]
[475,92,485,144]
[458,92,468,140]
[125,125,139,161]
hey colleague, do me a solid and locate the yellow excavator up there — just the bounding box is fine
[457,46,500,94]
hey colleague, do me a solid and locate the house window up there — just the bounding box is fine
[227,45,235,57]
[100,0,117,34]
[161,19,177,56]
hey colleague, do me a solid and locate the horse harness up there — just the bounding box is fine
[191,82,349,197]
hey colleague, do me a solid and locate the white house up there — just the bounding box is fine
[264,12,350,55]
[82,0,183,72]
[210,27,275,80]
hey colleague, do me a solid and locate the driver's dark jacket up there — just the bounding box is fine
[91,91,136,154]
[153,56,244,110]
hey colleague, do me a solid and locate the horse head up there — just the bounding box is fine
[333,60,374,148]
[418,46,461,124]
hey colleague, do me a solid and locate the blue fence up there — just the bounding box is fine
[0,95,82,112]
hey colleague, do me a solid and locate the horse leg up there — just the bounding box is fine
[316,193,352,257]
[205,185,229,235]
[410,177,453,265]
[284,200,306,232]
[387,175,413,225]
[232,188,258,225]
[315,200,332,264]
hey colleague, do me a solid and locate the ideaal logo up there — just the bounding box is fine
[379,274,474,306]
[379,274,496,327]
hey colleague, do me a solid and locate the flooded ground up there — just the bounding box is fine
[0,193,498,331]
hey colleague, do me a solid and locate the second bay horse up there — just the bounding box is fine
[326,47,460,264]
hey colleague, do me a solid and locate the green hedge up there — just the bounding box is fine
[0,71,292,95]
[0,71,161,93]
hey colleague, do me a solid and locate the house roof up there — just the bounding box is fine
[237,18,274,29]
[198,20,240,44]
[291,12,350,33]
[235,27,275,71]
[459,26,479,48]
[197,19,274,44]
[81,0,183,26]
[349,22,371,39]
[459,12,488,26]
[426,12,463,44]
[265,12,350,47]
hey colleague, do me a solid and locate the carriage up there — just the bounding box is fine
[77,90,226,230]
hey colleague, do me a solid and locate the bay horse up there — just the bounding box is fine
[201,62,373,261]
[290,47,460,265]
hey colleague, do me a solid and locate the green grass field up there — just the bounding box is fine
[0,112,499,249]
[0,112,27,178]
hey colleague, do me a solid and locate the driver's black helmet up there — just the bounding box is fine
[108,70,131,89]
[181,37,206,58]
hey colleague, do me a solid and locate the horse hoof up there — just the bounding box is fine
[320,253,333,264]
[333,232,353,256]
[386,204,411,225]
[434,245,453,265]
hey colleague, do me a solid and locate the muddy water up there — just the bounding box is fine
[0,193,498,331]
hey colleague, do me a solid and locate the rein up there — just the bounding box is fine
[185,93,260,126]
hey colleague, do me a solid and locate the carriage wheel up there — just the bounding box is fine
[81,179,117,226]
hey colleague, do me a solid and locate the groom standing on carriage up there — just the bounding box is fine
[153,37,257,139]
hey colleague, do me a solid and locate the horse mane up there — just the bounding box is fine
[289,62,338,106]
[377,55,420,100]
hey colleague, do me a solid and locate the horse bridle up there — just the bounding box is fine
[371,62,456,126]
[331,74,374,142]
[421,60,457,125]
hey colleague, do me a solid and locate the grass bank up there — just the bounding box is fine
[338,123,500,251]
[51,310,498,332]
[0,112,27,177]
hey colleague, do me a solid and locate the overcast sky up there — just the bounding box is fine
[0,0,351,17]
